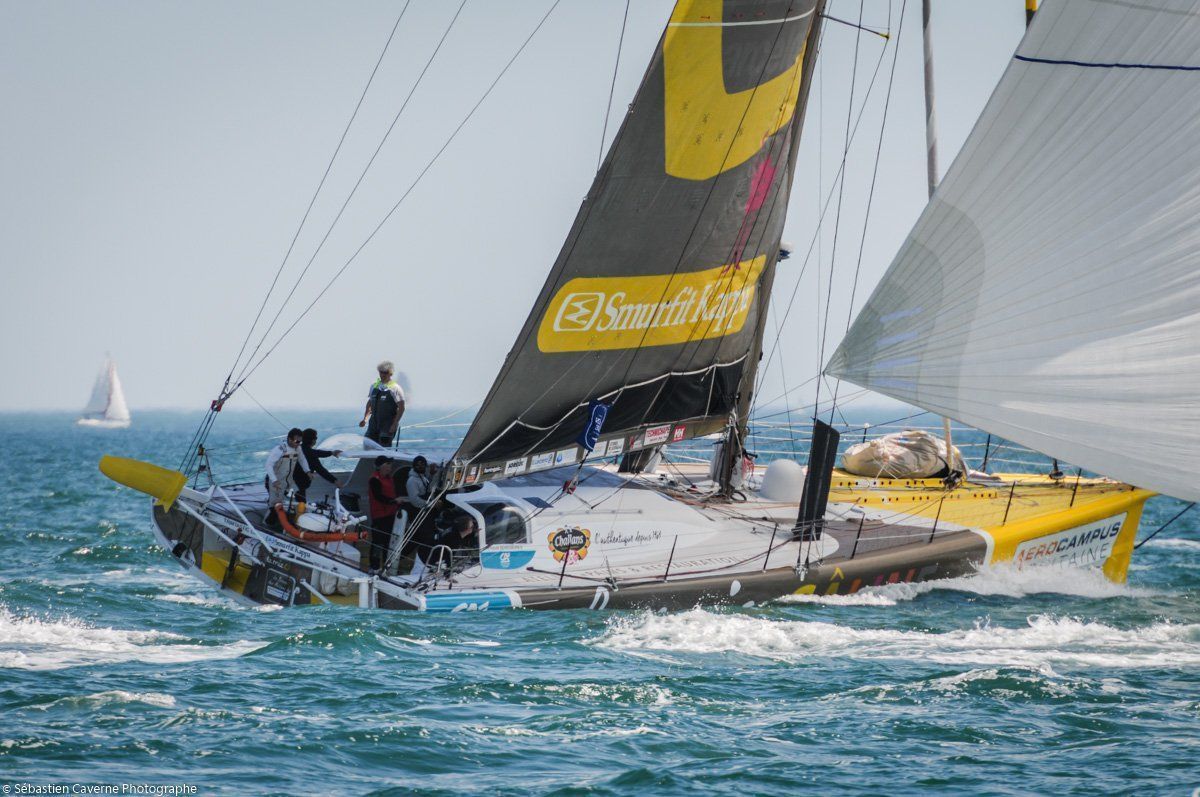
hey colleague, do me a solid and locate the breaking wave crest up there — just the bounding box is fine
[780,562,1155,607]
[0,609,264,671]
[596,609,1200,669]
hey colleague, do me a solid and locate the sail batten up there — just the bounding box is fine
[451,0,825,486]
[827,0,1200,501]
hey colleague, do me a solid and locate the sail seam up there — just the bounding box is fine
[1014,54,1200,71]
[668,9,814,28]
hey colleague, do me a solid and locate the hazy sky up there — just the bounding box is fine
[0,0,1027,413]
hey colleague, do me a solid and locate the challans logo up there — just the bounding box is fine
[548,526,591,564]
[538,257,766,352]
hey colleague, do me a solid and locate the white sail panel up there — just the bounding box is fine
[106,361,131,422]
[81,362,112,419]
[826,0,1200,501]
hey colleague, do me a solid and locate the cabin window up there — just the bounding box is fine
[470,502,530,546]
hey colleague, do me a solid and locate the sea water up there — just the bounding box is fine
[1,410,1197,795]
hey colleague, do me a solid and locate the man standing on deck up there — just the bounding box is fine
[359,361,405,448]
[367,456,403,573]
[265,428,307,519]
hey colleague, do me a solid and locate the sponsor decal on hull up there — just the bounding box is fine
[548,526,591,564]
[595,529,663,547]
[421,591,519,612]
[1013,514,1127,568]
[644,425,671,446]
[481,549,536,570]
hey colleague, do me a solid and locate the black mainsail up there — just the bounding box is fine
[450,0,825,487]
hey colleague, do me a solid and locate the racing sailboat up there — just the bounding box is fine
[78,355,131,429]
[100,0,1186,611]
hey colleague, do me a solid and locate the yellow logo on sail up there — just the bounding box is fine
[663,0,810,181]
[537,256,766,353]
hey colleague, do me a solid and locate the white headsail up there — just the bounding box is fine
[826,0,1200,501]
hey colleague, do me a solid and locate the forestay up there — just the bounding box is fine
[451,0,826,487]
[826,0,1200,501]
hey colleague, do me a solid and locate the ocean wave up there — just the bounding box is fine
[595,609,1200,669]
[778,563,1155,607]
[35,690,177,709]
[1144,537,1200,551]
[0,609,263,671]
[156,593,234,608]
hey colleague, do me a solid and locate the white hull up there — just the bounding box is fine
[77,417,131,429]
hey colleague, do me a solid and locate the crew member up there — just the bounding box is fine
[405,455,432,511]
[367,456,402,573]
[265,428,306,515]
[411,513,478,580]
[359,361,405,447]
[294,428,343,501]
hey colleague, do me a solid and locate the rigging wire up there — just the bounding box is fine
[752,16,892,413]
[597,0,632,171]
[829,0,907,413]
[814,0,866,421]
[225,3,412,386]
[234,0,564,389]
[1134,502,1195,550]
[233,0,471,387]
[183,4,413,472]
[240,387,291,432]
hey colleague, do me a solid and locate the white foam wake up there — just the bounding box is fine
[0,609,264,671]
[35,690,177,709]
[1144,537,1200,551]
[596,609,1200,669]
[779,562,1154,607]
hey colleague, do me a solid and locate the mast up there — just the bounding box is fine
[921,0,938,198]
[921,0,958,477]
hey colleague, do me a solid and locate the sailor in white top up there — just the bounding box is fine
[265,428,308,509]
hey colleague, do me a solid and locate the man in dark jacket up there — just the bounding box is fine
[294,428,343,502]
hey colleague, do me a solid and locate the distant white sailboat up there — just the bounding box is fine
[78,356,131,429]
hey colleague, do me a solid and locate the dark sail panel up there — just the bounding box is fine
[451,0,825,485]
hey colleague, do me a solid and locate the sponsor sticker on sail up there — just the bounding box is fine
[504,458,527,476]
[672,425,687,442]
[554,448,577,466]
[530,452,555,470]
[606,438,625,457]
[537,257,767,352]
[465,465,479,485]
